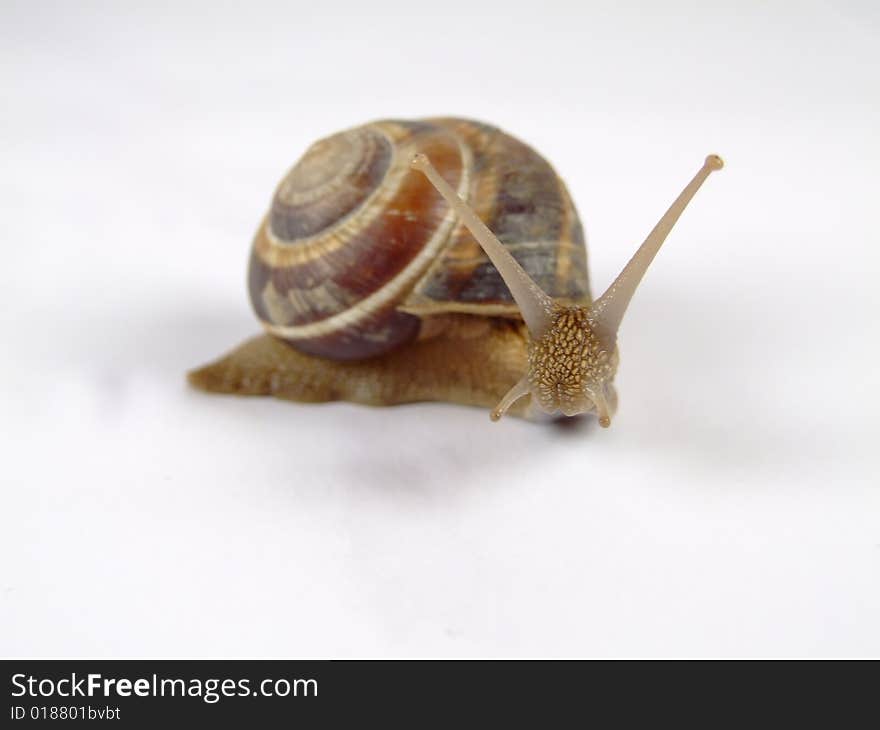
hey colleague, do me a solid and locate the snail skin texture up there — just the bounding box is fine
[189,118,722,426]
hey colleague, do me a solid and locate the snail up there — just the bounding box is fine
[189,118,722,426]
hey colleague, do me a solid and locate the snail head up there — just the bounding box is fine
[411,152,723,427]
[524,305,620,426]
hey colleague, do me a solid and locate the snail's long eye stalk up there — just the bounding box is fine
[411,153,555,339]
[591,154,724,343]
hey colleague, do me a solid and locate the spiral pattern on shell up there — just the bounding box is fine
[248,118,590,360]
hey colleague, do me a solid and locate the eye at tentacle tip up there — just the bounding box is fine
[598,415,611,428]
[411,153,429,170]
[705,154,724,171]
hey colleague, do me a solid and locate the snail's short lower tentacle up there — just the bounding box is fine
[490,374,532,422]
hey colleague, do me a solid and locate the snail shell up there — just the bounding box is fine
[247,118,591,360]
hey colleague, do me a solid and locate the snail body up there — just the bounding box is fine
[190,118,722,426]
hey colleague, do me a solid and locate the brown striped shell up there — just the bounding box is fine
[248,118,590,360]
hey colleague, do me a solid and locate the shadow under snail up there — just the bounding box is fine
[189,118,723,426]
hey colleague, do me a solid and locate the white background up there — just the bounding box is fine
[1,0,878,657]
